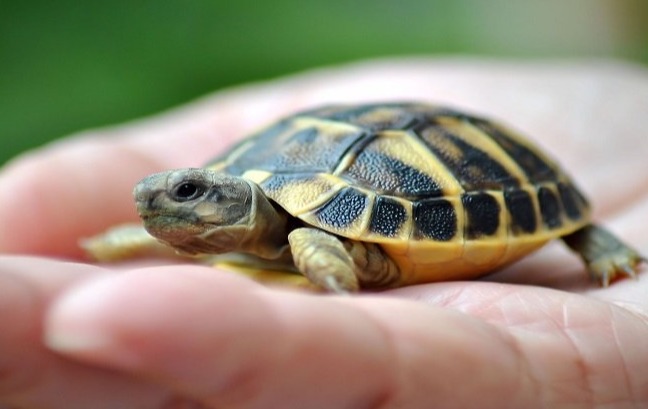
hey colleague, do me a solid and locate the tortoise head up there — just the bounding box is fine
[133,168,256,255]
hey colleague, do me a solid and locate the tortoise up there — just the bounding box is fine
[84,102,645,292]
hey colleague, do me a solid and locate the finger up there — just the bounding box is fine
[42,267,449,408]
[44,266,648,408]
[0,256,181,409]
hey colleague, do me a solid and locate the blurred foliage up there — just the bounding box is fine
[1,0,646,165]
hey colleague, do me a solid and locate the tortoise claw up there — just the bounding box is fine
[588,254,644,287]
[324,276,352,295]
[620,263,638,279]
[588,264,608,287]
[563,224,645,287]
[600,270,611,288]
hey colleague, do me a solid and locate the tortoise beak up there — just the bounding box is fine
[133,172,169,216]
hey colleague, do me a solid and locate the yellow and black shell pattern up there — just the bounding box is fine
[208,102,591,284]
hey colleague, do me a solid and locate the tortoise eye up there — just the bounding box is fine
[172,182,205,202]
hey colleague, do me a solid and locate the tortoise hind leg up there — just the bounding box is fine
[562,224,646,286]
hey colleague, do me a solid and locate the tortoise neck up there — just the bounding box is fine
[238,181,290,259]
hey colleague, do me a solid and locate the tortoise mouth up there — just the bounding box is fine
[141,213,239,255]
[139,208,211,239]
[137,202,199,223]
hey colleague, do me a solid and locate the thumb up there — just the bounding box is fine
[44,266,533,409]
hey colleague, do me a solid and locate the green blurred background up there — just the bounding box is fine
[1,0,647,165]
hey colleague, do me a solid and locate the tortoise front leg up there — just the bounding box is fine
[82,224,180,262]
[562,223,646,286]
[288,227,401,293]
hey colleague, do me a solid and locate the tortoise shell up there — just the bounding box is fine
[208,102,591,284]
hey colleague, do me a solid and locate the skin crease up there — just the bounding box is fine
[0,59,648,409]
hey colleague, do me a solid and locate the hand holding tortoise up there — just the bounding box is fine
[1,59,647,408]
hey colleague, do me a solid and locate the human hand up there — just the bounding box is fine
[1,59,647,409]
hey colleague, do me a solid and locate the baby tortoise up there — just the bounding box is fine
[85,102,645,292]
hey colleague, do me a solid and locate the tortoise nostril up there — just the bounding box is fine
[133,183,150,202]
[134,172,169,202]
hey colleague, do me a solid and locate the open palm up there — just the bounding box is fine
[1,59,647,409]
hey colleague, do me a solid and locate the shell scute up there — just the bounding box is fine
[314,187,369,230]
[214,118,366,176]
[412,197,458,241]
[369,196,408,238]
[504,187,539,235]
[471,119,559,182]
[461,191,501,239]
[303,102,424,131]
[416,123,521,190]
[537,185,563,229]
[338,132,448,198]
[257,173,342,216]
[557,181,588,221]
